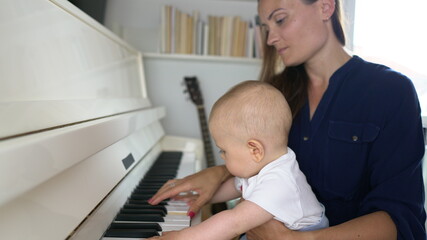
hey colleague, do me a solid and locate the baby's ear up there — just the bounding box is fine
[247,139,264,163]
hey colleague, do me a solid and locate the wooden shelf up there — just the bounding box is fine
[143,52,261,64]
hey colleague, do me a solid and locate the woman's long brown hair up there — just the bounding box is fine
[259,0,346,117]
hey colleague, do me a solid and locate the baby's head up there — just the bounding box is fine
[209,80,292,177]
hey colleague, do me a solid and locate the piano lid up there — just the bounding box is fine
[0,0,150,140]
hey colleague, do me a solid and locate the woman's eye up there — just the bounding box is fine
[219,149,225,154]
[275,17,285,25]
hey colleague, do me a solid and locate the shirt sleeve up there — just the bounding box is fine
[359,71,426,239]
[234,177,242,193]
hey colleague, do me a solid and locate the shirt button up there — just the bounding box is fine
[303,136,309,141]
[352,136,358,142]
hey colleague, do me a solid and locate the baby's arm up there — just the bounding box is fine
[151,200,274,240]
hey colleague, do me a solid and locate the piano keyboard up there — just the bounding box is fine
[101,151,198,239]
[64,137,203,240]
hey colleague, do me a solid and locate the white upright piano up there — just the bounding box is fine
[0,0,203,239]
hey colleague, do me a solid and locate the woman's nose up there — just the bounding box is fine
[266,30,279,46]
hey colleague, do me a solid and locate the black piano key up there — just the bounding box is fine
[109,222,162,231]
[152,158,181,163]
[104,229,159,238]
[115,213,165,222]
[135,186,163,191]
[127,199,168,206]
[152,166,178,172]
[153,159,180,163]
[123,204,167,214]
[151,163,179,168]
[145,171,177,176]
[139,178,170,184]
[119,208,166,216]
[129,194,153,201]
[132,189,159,195]
[153,158,180,162]
[143,176,177,181]
[136,183,165,188]
[158,151,182,159]
[148,163,179,168]
[156,157,182,162]
[144,174,177,178]
[147,166,179,174]
[145,170,177,175]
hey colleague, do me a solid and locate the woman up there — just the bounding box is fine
[149,0,426,238]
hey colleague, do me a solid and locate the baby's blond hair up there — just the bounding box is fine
[209,80,292,147]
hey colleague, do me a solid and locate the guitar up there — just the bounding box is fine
[183,76,227,215]
[183,76,216,168]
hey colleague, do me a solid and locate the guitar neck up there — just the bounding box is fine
[196,105,216,168]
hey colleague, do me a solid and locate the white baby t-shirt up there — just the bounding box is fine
[235,148,325,230]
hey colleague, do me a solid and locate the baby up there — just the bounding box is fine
[149,80,328,240]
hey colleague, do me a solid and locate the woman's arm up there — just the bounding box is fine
[149,165,233,214]
[210,177,241,203]
[246,211,396,240]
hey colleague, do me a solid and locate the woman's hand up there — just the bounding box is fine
[148,165,232,215]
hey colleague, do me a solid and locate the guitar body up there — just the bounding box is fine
[184,76,228,216]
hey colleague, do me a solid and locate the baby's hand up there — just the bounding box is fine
[146,230,181,240]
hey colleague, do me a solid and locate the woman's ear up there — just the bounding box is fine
[320,0,336,20]
[247,139,264,163]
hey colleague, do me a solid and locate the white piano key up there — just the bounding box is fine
[159,225,188,232]
[102,227,185,240]
[176,152,196,179]
[163,215,190,223]
[114,214,190,225]
[166,200,189,206]
[164,205,189,213]
[113,220,189,227]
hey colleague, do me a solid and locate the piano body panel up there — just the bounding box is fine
[0,0,148,140]
[0,98,151,139]
[0,107,166,206]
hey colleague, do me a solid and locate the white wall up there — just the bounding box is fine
[143,55,261,164]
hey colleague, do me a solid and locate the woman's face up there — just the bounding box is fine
[258,0,330,66]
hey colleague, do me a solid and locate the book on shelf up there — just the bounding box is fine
[254,15,264,59]
[246,21,255,59]
[160,5,263,59]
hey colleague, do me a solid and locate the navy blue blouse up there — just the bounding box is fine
[288,56,426,239]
